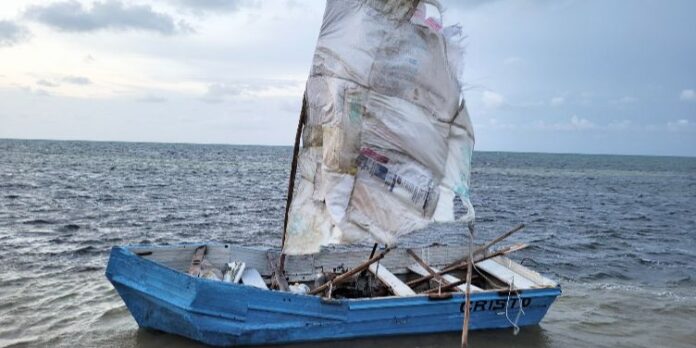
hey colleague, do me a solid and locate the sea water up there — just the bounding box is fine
[0,139,694,347]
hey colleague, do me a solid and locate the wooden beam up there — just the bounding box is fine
[358,243,379,278]
[453,224,525,266]
[407,243,528,287]
[406,249,449,286]
[407,224,525,287]
[424,276,474,294]
[310,247,393,295]
[408,263,483,292]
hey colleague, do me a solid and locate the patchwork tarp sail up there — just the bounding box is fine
[283,0,475,255]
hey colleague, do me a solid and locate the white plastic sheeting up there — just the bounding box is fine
[283,0,475,255]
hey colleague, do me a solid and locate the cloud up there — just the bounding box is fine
[482,90,504,109]
[202,82,243,103]
[22,86,51,97]
[607,120,632,130]
[37,79,59,87]
[24,0,192,35]
[166,0,257,14]
[0,20,30,47]
[536,115,596,131]
[667,119,692,132]
[201,79,303,103]
[680,89,695,102]
[62,75,92,85]
[35,76,90,87]
[137,95,167,103]
[568,115,595,130]
[550,96,565,106]
[503,56,522,65]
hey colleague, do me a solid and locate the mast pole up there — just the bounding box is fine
[278,94,308,273]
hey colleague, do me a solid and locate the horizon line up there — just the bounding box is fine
[1,136,694,159]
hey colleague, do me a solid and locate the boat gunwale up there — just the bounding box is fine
[112,243,561,302]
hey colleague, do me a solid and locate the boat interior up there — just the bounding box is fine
[129,243,558,299]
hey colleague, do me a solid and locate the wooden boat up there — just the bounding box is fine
[107,2,563,345]
[106,243,561,346]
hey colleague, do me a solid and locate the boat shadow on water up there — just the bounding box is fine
[133,325,553,348]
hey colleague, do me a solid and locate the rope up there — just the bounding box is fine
[505,276,526,336]
[471,246,525,336]
[502,277,525,335]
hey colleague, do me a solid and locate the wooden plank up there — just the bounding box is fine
[475,259,537,289]
[241,268,268,290]
[490,256,558,288]
[408,263,483,293]
[134,244,249,272]
[369,263,416,297]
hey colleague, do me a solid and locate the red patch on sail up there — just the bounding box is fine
[360,147,389,164]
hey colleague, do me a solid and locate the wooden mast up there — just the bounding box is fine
[461,222,475,348]
[277,95,308,278]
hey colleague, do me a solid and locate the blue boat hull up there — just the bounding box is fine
[106,246,561,347]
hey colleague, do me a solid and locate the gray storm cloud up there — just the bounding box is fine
[0,20,30,47]
[24,0,191,35]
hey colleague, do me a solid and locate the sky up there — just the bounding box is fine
[0,0,694,157]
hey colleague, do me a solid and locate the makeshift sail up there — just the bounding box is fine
[284,0,475,255]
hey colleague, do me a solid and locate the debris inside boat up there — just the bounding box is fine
[179,227,539,300]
